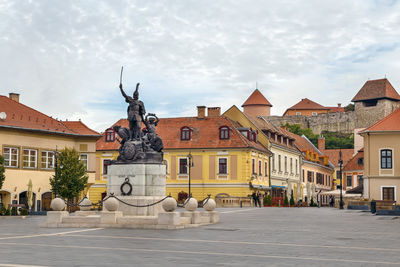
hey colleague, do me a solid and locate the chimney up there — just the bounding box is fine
[318,136,325,153]
[207,107,221,117]
[9,93,20,103]
[338,103,341,108]
[197,106,206,119]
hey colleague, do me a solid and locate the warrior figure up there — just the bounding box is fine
[119,83,146,140]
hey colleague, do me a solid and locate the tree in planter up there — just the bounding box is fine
[0,155,5,189]
[177,191,188,204]
[263,194,272,206]
[284,195,289,206]
[290,191,295,206]
[49,148,88,211]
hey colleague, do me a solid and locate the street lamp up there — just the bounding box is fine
[338,149,344,209]
[187,153,194,197]
[54,147,59,198]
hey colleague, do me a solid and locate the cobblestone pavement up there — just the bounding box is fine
[0,207,400,266]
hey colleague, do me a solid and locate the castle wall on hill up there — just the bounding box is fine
[267,112,355,135]
[263,99,400,135]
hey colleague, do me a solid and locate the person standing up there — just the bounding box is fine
[257,191,262,208]
[251,192,258,207]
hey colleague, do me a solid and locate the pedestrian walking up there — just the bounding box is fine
[257,191,262,208]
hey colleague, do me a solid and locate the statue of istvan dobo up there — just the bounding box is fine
[114,67,163,163]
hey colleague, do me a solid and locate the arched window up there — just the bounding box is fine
[181,127,192,140]
[105,128,115,142]
[219,126,230,140]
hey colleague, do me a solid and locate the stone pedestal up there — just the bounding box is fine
[100,211,123,224]
[158,212,180,225]
[46,211,69,224]
[107,163,166,216]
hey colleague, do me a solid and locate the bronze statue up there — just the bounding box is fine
[119,83,146,140]
[114,67,163,163]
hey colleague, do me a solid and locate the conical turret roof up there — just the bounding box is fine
[242,89,272,107]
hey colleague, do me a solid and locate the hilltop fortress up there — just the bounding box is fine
[247,79,400,135]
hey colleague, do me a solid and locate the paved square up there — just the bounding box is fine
[0,207,400,266]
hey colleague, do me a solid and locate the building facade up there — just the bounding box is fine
[361,107,400,201]
[95,106,271,203]
[0,93,101,211]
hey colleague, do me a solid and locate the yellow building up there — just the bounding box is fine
[94,106,271,202]
[361,107,400,201]
[0,93,101,211]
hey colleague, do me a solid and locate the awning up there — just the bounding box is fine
[271,185,286,189]
[249,183,271,190]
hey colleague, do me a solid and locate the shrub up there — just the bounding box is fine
[284,195,289,206]
[20,208,29,216]
[0,207,6,216]
[177,191,188,203]
[310,198,318,207]
[11,207,17,216]
[290,192,295,206]
[263,195,272,206]
[5,208,10,216]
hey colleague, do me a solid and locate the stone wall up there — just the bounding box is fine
[265,99,400,135]
[266,112,355,135]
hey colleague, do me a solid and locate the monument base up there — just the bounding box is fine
[105,196,165,216]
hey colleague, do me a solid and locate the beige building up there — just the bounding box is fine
[0,93,101,211]
[361,107,400,201]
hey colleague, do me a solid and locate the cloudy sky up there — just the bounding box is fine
[1,0,400,132]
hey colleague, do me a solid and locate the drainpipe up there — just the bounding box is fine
[268,154,272,191]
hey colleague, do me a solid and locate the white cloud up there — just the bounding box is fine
[1,0,400,130]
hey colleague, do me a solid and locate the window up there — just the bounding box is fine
[240,130,249,139]
[382,187,395,201]
[181,127,191,140]
[218,158,227,174]
[381,149,392,169]
[357,157,364,165]
[316,173,323,184]
[336,170,341,180]
[41,151,55,169]
[103,159,112,175]
[219,126,230,140]
[307,171,313,182]
[105,129,115,142]
[23,149,37,168]
[79,154,88,170]
[179,158,188,174]
[258,160,262,175]
[357,175,363,186]
[347,176,352,187]
[284,156,287,173]
[290,158,293,173]
[302,169,305,182]
[278,155,281,172]
[265,162,268,177]
[295,159,298,174]
[272,154,275,171]
[296,112,301,115]
[364,99,377,107]
[3,147,19,167]
[252,159,255,174]
[312,112,317,116]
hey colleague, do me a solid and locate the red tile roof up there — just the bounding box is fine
[61,121,100,136]
[242,89,272,107]
[343,150,364,171]
[0,95,100,137]
[285,98,329,111]
[324,149,353,167]
[96,116,269,152]
[361,107,400,132]
[351,78,400,102]
[327,106,345,113]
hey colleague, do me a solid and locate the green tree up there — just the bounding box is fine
[290,191,295,206]
[0,155,5,189]
[344,103,354,112]
[49,148,88,206]
[284,195,289,206]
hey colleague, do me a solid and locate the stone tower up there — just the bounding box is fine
[242,89,272,117]
[352,78,400,129]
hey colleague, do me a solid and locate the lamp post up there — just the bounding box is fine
[339,149,344,209]
[54,147,59,198]
[187,153,194,197]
